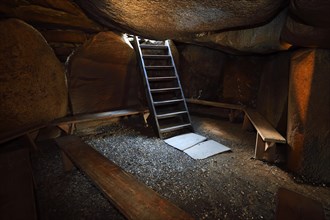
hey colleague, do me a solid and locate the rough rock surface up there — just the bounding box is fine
[287,49,330,183]
[178,44,262,106]
[178,45,226,100]
[281,0,330,49]
[0,0,105,61]
[254,52,291,162]
[0,19,68,133]
[221,56,262,107]
[289,0,330,28]
[2,0,330,54]
[186,9,289,54]
[40,30,94,62]
[256,52,291,134]
[281,16,330,49]
[76,0,286,39]
[67,31,142,114]
[0,0,103,32]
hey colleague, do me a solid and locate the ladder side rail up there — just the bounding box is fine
[133,36,162,138]
[165,40,193,131]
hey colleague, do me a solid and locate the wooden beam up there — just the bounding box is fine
[186,99,245,111]
[254,133,266,160]
[60,150,74,172]
[0,123,48,145]
[55,136,193,220]
[53,108,148,126]
[0,147,37,220]
[22,133,38,151]
[57,124,71,134]
[245,108,286,143]
[276,188,325,220]
[242,114,254,131]
[0,108,148,145]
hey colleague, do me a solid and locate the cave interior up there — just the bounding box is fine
[0,0,330,219]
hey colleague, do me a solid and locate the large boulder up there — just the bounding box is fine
[281,0,330,49]
[178,45,226,100]
[254,52,291,162]
[0,0,105,62]
[0,0,103,32]
[287,49,330,183]
[281,16,330,49]
[67,32,143,114]
[0,19,68,133]
[178,44,262,106]
[256,52,291,134]
[76,0,286,40]
[185,9,290,54]
[289,0,330,28]
[221,56,263,107]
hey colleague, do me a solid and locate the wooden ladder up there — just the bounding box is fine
[133,37,193,138]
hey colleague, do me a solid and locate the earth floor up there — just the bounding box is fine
[31,115,330,220]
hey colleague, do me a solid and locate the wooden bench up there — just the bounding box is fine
[55,135,193,220]
[186,99,244,111]
[276,188,325,220]
[0,143,37,220]
[186,99,286,161]
[186,99,245,122]
[53,108,149,134]
[243,108,286,160]
[0,108,148,145]
[0,122,48,147]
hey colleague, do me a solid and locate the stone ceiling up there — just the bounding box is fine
[1,0,329,54]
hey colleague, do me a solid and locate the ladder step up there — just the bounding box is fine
[134,37,193,138]
[145,66,173,70]
[143,55,171,59]
[157,111,188,119]
[140,45,168,50]
[148,76,176,81]
[154,99,184,106]
[159,123,192,133]
[150,87,180,93]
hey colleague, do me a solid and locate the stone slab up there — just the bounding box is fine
[184,140,230,160]
[164,133,207,151]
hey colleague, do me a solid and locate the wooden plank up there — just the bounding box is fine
[53,108,148,126]
[254,133,266,159]
[276,188,325,220]
[0,122,48,145]
[0,145,37,220]
[245,108,286,143]
[0,108,148,145]
[22,133,38,151]
[242,114,254,131]
[55,136,194,220]
[186,99,244,111]
[60,150,74,172]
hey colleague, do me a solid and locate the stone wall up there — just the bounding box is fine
[0,0,105,62]
[178,44,264,107]
[67,32,143,114]
[0,19,68,133]
[287,49,330,183]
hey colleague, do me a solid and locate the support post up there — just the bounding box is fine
[23,133,38,151]
[57,124,71,134]
[142,112,150,127]
[60,150,74,172]
[254,133,265,160]
[69,123,75,135]
[242,114,254,131]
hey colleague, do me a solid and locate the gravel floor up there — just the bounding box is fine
[31,115,330,220]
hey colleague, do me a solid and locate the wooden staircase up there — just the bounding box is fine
[133,37,193,138]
